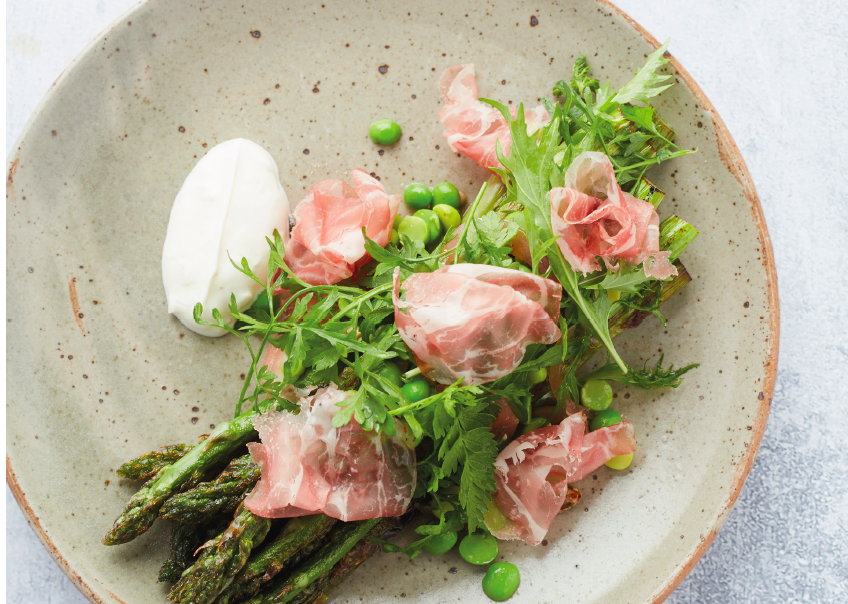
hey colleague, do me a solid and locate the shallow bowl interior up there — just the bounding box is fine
[6,0,777,602]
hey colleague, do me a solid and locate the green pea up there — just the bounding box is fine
[482,500,507,532]
[432,181,462,209]
[525,366,548,385]
[459,532,498,565]
[401,378,431,403]
[590,409,622,431]
[581,379,613,411]
[482,562,520,601]
[393,214,403,229]
[423,531,458,556]
[520,417,547,435]
[433,204,461,230]
[414,209,442,243]
[398,216,429,243]
[374,362,403,388]
[369,119,402,145]
[250,289,270,311]
[403,183,433,210]
[390,229,400,246]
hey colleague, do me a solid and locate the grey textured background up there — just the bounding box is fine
[6,0,848,602]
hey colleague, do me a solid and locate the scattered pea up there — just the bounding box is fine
[525,366,548,385]
[520,417,547,435]
[581,379,613,411]
[369,119,402,145]
[459,532,499,565]
[374,362,402,388]
[590,409,622,431]
[482,562,520,601]
[433,204,461,231]
[390,229,400,246]
[607,289,621,302]
[605,453,634,470]
[414,208,442,243]
[432,181,461,209]
[403,183,433,210]
[393,214,403,229]
[482,500,507,532]
[424,531,458,555]
[398,216,429,243]
[401,378,431,403]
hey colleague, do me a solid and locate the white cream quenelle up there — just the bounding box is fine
[162,138,290,337]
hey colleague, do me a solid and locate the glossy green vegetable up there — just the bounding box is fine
[605,453,633,470]
[423,531,458,555]
[390,229,400,246]
[432,181,461,209]
[374,362,403,388]
[482,500,507,532]
[590,409,622,431]
[398,216,429,243]
[520,417,546,435]
[369,119,402,145]
[393,214,403,229]
[414,209,442,243]
[433,204,461,230]
[401,379,431,403]
[459,532,498,565]
[525,367,548,385]
[580,379,613,411]
[482,562,520,601]
[403,183,432,210]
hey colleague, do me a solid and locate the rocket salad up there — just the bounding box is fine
[104,41,699,603]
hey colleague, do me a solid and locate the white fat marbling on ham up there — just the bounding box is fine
[550,151,677,279]
[284,169,399,285]
[438,64,550,170]
[487,413,638,545]
[392,265,561,385]
[244,384,416,521]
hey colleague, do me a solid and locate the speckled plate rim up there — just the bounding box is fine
[5,1,779,603]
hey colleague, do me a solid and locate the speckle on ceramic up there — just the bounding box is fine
[5,1,777,603]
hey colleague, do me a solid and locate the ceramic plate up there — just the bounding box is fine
[6,0,778,602]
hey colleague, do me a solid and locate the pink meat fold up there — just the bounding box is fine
[392,264,562,385]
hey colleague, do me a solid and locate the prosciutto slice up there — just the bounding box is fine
[550,151,677,279]
[284,169,400,285]
[392,264,562,385]
[438,64,551,170]
[244,384,416,521]
[491,399,520,443]
[487,413,637,545]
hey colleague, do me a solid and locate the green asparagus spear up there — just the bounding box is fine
[159,523,204,583]
[160,455,261,525]
[169,505,273,604]
[283,518,403,604]
[216,514,337,604]
[117,444,189,481]
[103,404,271,546]
[246,519,381,604]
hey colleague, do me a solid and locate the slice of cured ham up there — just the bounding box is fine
[284,169,399,285]
[392,264,562,385]
[489,413,586,545]
[550,151,677,279]
[438,64,550,170]
[490,399,520,443]
[487,413,637,545]
[244,384,416,521]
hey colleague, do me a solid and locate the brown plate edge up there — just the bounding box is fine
[5,2,780,603]
[598,1,780,602]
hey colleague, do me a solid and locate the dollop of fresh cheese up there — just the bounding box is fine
[162,138,290,337]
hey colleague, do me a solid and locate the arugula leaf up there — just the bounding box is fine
[590,263,653,294]
[581,355,698,389]
[482,98,628,372]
